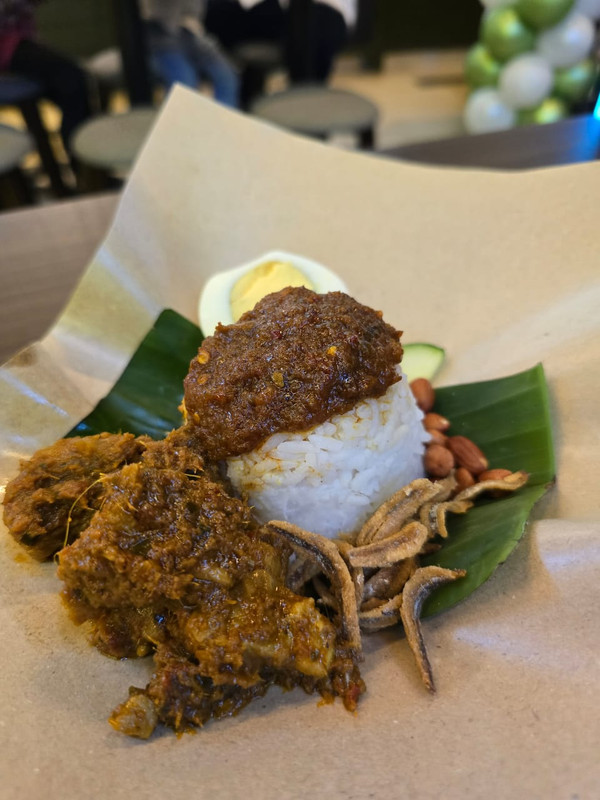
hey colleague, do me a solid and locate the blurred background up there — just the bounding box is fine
[0,0,598,210]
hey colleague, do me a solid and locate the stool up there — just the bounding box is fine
[83,49,162,110]
[0,74,68,197]
[251,86,378,148]
[231,41,283,110]
[83,48,125,111]
[0,123,35,208]
[71,107,157,190]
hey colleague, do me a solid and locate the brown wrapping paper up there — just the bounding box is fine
[1,87,598,799]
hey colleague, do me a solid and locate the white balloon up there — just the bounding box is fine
[498,55,554,110]
[575,0,600,20]
[464,88,516,133]
[537,12,595,68]
[480,0,512,8]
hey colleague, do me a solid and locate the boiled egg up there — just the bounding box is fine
[198,250,348,334]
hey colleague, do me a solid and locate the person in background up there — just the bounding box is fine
[204,0,357,83]
[140,0,240,108]
[286,0,356,83]
[204,0,284,51]
[0,0,90,157]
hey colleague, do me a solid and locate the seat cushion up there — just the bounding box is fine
[232,41,283,70]
[83,48,124,87]
[71,108,157,171]
[0,74,41,105]
[252,87,378,136]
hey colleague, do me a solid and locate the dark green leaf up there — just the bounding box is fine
[422,363,555,615]
[432,364,555,485]
[68,309,203,439]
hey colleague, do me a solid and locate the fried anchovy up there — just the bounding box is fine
[400,565,466,692]
[267,521,362,654]
[420,498,473,539]
[453,470,529,503]
[361,597,385,611]
[355,479,450,546]
[336,539,365,608]
[359,592,404,632]
[287,552,322,593]
[362,557,417,603]
[313,575,338,609]
[348,521,429,569]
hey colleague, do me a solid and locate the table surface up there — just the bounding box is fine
[387,113,600,170]
[0,192,119,364]
[1,114,599,363]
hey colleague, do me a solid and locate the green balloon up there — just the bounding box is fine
[515,0,574,30]
[465,43,501,88]
[481,8,536,63]
[518,96,568,125]
[554,59,596,103]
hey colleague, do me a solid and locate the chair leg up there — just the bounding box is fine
[359,126,375,150]
[98,82,113,113]
[240,66,269,111]
[75,162,115,193]
[19,97,68,198]
[0,167,35,209]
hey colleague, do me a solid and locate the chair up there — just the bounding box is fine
[36,0,153,110]
[83,47,125,111]
[230,41,284,110]
[82,47,170,111]
[71,107,156,190]
[0,74,68,197]
[251,86,378,148]
[0,123,35,208]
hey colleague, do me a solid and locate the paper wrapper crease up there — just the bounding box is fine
[0,87,598,800]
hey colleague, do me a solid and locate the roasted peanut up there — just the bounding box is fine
[447,436,488,476]
[424,444,455,478]
[478,469,512,482]
[423,412,451,432]
[455,467,476,492]
[410,378,435,413]
[426,428,448,447]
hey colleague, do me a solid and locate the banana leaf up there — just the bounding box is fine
[69,309,203,439]
[422,363,554,615]
[68,309,555,617]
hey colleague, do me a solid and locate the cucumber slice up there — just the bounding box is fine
[402,343,445,383]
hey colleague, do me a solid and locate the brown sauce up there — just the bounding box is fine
[184,287,403,460]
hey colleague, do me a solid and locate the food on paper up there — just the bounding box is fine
[2,433,147,561]
[186,287,429,538]
[2,287,534,740]
[55,428,364,738]
[67,310,553,619]
[270,467,527,690]
[198,250,347,334]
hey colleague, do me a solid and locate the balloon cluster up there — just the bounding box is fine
[464,0,599,133]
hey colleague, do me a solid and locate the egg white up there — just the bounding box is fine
[198,250,349,335]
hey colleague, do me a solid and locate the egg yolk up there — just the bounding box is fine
[230,261,314,321]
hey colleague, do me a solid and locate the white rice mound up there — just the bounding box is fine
[226,366,429,539]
